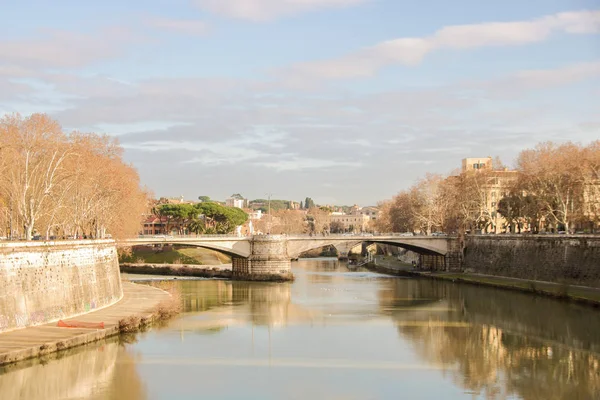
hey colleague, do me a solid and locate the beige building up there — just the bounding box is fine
[462,157,493,172]
[329,214,371,233]
[359,206,380,221]
[460,157,519,233]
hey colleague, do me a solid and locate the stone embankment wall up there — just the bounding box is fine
[464,235,600,288]
[0,240,123,333]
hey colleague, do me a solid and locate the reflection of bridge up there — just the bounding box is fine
[120,234,462,281]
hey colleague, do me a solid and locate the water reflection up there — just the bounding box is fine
[1,260,599,400]
[0,337,145,400]
[381,279,600,400]
[171,279,316,333]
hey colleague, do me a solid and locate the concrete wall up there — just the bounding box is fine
[464,235,600,287]
[0,240,123,333]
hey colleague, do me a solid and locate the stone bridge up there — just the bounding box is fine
[121,234,462,280]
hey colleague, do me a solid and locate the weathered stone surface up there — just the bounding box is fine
[0,240,123,333]
[232,236,293,281]
[464,235,600,288]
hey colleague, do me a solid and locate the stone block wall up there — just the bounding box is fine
[419,254,446,271]
[232,236,293,281]
[0,240,123,333]
[464,235,600,287]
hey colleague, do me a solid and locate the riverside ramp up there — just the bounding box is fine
[0,282,170,366]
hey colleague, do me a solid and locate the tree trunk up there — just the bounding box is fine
[25,223,34,240]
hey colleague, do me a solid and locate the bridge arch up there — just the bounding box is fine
[367,240,446,256]
[120,239,251,258]
[286,237,448,259]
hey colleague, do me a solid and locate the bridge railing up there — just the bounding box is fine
[133,234,244,239]
[129,233,453,240]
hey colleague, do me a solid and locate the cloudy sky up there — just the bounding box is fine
[1,1,599,205]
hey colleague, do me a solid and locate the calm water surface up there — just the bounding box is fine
[1,259,600,400]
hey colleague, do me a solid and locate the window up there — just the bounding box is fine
[491,192,496,199]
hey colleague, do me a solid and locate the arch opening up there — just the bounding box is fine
[118,243,241,265]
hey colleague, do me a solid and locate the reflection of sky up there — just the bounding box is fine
[6,258,597,399]
[128,260,475,399]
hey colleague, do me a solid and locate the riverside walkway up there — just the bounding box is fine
[0,282,171,366]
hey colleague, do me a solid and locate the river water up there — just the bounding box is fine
[1,259,599,400]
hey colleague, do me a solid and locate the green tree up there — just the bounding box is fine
[304,197,315,209]
[155,204,197,234]
[188,218,206,235]
[195,202,248,234]
[198,196,211,202]
[497,195,525,233]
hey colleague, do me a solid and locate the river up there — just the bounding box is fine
[1,258,599,400]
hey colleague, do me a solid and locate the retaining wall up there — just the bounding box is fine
[0,240,122,333]
[464,235,600,288]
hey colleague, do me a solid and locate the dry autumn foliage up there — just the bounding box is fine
[376,141,600,234]
[0,113,149,240]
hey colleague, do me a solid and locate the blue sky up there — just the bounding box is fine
[1,0,599,205]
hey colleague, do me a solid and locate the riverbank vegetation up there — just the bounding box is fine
[376,141,600,234]
[119,245,231,265]
[0,113,148,240]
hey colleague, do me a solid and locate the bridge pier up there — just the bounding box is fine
[333,242,362,260]
[232,236,293,281]
[418,242,463,272]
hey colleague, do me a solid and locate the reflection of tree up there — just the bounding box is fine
[233,282,291,327]
[170,280,308,333]
[380,279,600,399]
[0,338,146,400]
[399,324,600,400]
[179,280,233,313]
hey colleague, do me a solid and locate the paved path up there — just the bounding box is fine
[0,281,170,366]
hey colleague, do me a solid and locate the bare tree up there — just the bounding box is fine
[0,114,72,239]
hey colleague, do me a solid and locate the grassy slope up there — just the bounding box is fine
[120,246,231,265]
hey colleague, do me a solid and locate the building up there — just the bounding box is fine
[459,158,519,233]
[359,206,380,221]
[462,157,493,172]
[141,215,168,235]
[329,213,371,233]
[226,194,246,209]
[248,209,263,220]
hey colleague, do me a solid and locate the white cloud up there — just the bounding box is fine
[280,10,600,81]
[193,0,367,21]
[511,60,600,88]
[256,157,362,171]
[0,27,137,68]
[468,60,600,98]
[144,17,209,36]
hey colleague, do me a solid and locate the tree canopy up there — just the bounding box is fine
[0,113,148,240]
